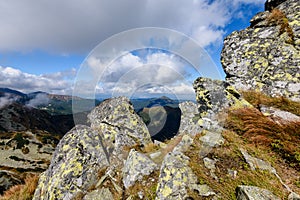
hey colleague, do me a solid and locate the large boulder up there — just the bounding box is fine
[221,0,300,101]
[88,96,152,154]
[33,125,110,200]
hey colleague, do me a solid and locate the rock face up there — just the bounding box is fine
[193,77,251,119]
[88,97,152,155]
[178,101,202,136]
[221,0,300,101]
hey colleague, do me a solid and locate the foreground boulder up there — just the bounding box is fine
[33,97,153,199]
[33,125,109,200]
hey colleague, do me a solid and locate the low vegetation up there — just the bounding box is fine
[267,8,295,45]
[0,174,39,200]
[241,90,300,116]
[186,131,289,199]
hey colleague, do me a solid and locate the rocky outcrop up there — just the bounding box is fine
[155,135,215,200]
[221,0,300,101]
[265,0,286,11]
[88,97,152,155]
[33,97,153,199]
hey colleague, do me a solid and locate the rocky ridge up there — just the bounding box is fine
[29,0,300,199]
[221,0,300,101]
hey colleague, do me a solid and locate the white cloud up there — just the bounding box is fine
[26,93,49,108]
[78,51,198,99]
[0,0,263,53]
[0,66,75,94]
[0,94,16,109]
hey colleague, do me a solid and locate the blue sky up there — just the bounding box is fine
[0,0,265,99]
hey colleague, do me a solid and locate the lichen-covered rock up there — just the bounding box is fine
[88,96,152,152]
[122,149,158,189]
[155,151,215,200]
[236,185,281,200]
[203,157,218,180]
[33,125,109,200]
[221,0,300,101]
[83,188,113,200]
[178,101,202,136]
[193,77,251,119]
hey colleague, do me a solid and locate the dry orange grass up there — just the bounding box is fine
[267,8,295,44]
[241,90,300,116]
[0,174,39,200]
[225,107,300,169]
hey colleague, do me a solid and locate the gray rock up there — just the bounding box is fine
[122,149,157,189]
[33,125,109,200]
[193,77,251,119]
[172,134,194,153]
[88,96,152,155]
[178,101,202,136]
[0,170,22,194]
[240,148,276,174]
[203,157,218,180]
[221,0,300,101]
[83,188,113,200]
[155,151,215,200]
[199,131,225,158]
[260,105,300,123]
[236,185,280,200]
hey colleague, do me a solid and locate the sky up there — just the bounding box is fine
[0,0,265,100]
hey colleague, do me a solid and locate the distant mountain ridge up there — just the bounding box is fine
[0,88,98,115]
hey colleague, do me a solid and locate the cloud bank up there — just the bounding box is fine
[0,66,75,94]
[0,0,264,53]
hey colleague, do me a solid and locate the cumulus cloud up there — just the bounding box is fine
[76,50,199,99]
[0,0,263,53]
[0,66,75,94]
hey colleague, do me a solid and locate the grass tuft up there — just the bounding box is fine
[267,8,295,45]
